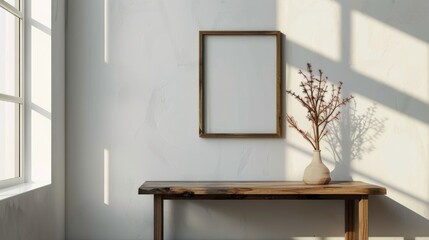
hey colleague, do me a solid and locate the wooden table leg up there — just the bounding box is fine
[345,199,355,240]
[154,195,164,240]
[358,195,368,240]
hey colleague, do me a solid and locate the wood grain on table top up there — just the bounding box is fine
[138,181,386,195]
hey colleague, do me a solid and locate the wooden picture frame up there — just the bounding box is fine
[199,31,282,138]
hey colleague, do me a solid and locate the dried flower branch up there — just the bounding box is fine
[286,63,354,150]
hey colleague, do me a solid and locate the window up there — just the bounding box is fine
[0,0,23,188]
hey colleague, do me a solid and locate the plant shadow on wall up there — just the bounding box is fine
[285,0,429,238]
[325,100,387,181]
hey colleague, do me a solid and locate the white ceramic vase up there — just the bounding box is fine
[303,150,331,185]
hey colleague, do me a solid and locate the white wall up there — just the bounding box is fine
[0,0,65,239]
[66,0,429,239]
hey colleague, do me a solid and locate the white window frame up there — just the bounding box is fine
[0,0,24,189]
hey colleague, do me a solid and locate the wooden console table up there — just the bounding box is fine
[139,181,386,240]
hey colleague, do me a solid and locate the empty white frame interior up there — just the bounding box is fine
[204,35,277,134]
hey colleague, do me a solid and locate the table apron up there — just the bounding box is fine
[159,194,366,200]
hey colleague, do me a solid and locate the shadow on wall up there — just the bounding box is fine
[166,198,429,239]
[0,187,56,239]
[371,196,429,237]
[164,0,429,238]
[325,100,387,181]
[64,0,429,239]
[285,0,429,238]
[168,199,346,239]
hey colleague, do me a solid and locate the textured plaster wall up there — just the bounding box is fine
[0,0,66,239]
[66,0,429,239]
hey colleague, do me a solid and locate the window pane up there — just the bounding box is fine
[0,7,19,96]
[0,101,18,181]
[4,0,19,9]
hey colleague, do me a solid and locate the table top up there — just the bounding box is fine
[138,181,386,196]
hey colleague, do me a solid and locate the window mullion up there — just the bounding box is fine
[19,0,24,180]
[15,14,20,97]
[0,93,23,104]
[15,104,20,177]
[0,0,24,188]
[0,0,22,18]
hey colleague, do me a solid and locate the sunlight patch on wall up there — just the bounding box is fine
[350,94,429,219]
[370,238,405,240]
[351,10,429,103]
[284,141,317,180]
[284,65,300,91]
[276,0,341,62]
[416,237,429,240]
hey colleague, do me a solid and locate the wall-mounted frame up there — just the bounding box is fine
[199,31,282,138]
